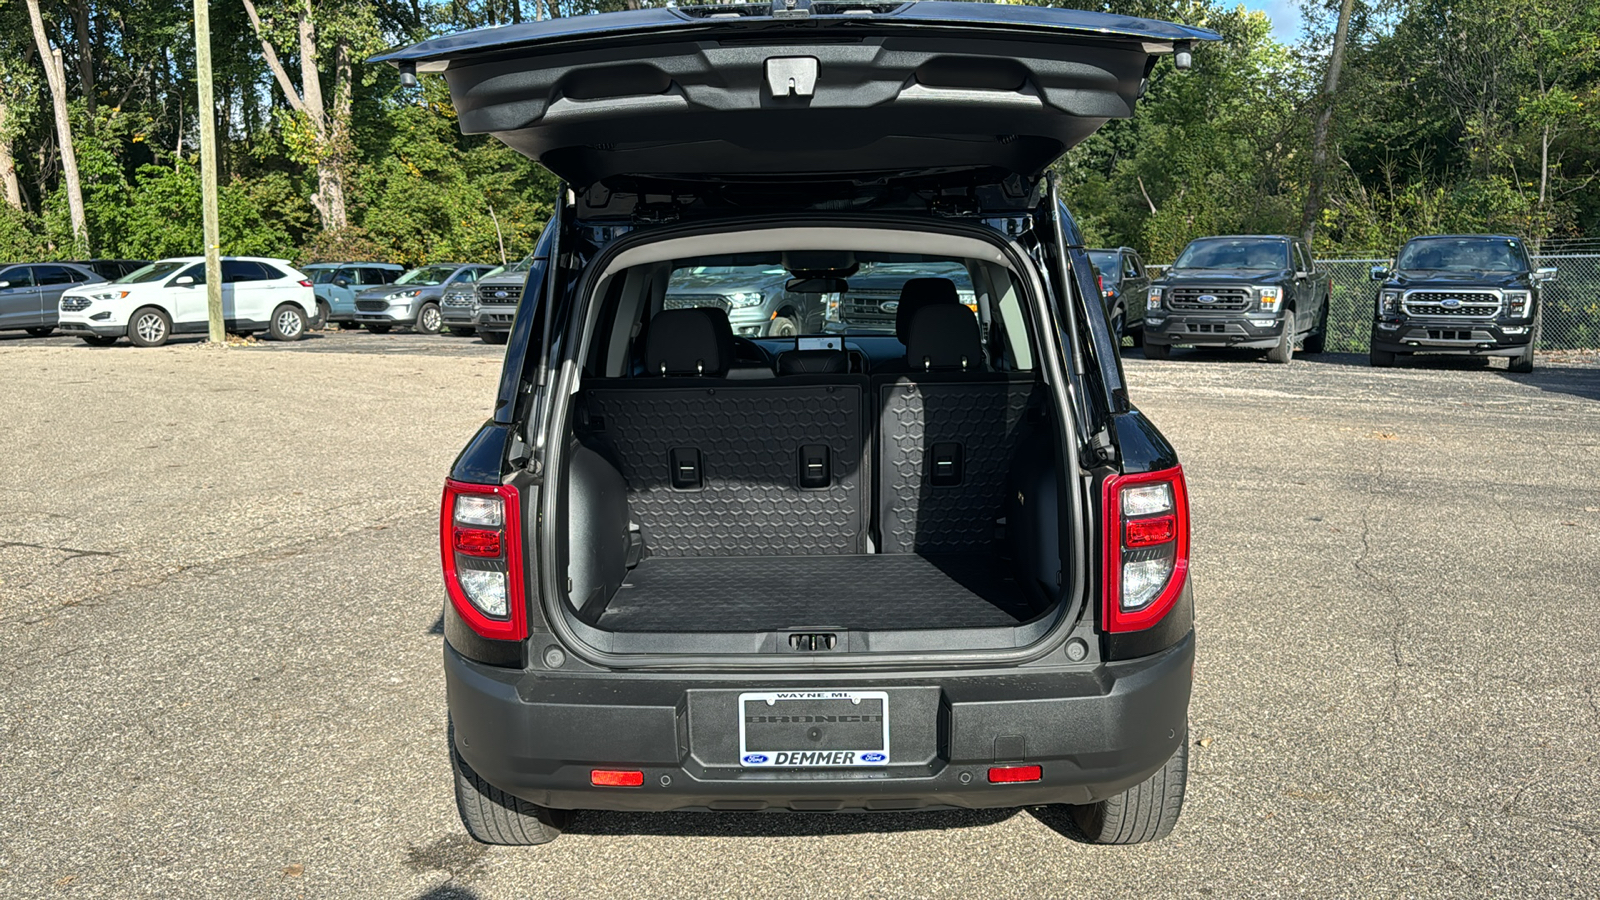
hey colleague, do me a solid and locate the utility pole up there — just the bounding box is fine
[193,0,225,343]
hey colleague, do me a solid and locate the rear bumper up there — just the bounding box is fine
[1371,320,1534,356]
[1144,312,1285,349]
[446,632,1194,812]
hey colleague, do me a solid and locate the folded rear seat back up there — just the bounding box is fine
[874,304,1040,555]
[581,308,869,557]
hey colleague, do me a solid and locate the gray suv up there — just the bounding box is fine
[0,263,107,337]
[466,256,542,344]
[353,263,493,334]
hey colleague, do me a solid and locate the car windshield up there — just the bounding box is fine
[1088,251,1121,283]
[114,261,188,284]
[1173,239,1289,271]
[1396,238,1526,273]
[504,253,540,275]
[394,265,457,286]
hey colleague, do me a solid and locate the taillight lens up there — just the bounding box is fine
[298,279,314,288]
[1103,466,1190,633]
[441,480,528,641]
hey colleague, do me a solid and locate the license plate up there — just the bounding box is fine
[738,690,889,767]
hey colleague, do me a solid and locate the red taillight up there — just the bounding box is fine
[298,279,314,288]
[591,769,644,787]
[441,480,528,641]
[988,765,1042,784]
[1103,466,1190,633]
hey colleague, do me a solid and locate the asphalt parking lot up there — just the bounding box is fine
[2,331,1597,898]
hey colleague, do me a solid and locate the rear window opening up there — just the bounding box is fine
[543,226,1080,657]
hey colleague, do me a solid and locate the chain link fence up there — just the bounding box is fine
[1155,255,1600,352]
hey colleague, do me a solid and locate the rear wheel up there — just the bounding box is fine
[451,724,569,846]
[80,335,119,347]
[416,302,443,335]
[1369,348,1396,367]
[1266,313,1295,364]
[313,301,330,331]
[128,307,172,347]
[1144,340,1171,361]
[25,326,54,337]
[1302,301,1329,354]
[482,330,508,345]
[270,304,307,342]
[365,323,392,335]
[1067,735,1188,844]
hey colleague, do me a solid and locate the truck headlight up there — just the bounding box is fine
[1503,290,1531,318]
[1147,287,1164,309]
[1256,286,1282,312]
[1379,290,1401,314]
[725,292,764,308]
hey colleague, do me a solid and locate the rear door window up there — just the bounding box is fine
[34,265,76,286]
[223,261,268,283]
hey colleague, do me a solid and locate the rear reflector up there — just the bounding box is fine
[987,765,1042,784]
[1124,514,1176,547]
[591,769,644,787]
[452,527,502,557]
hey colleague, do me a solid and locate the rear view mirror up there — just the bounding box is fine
[1369,265,1389,281]
[1533,267,1558,282]
[786,276,848,294]
[0,281,9,289]
[174,276,195,286]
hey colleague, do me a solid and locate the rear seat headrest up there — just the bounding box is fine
[895,278,961,344]
[777,349,848,376]
[645,307,733,377]
[906,303,985,373]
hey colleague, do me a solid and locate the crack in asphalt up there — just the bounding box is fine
[1350,449,1407,729]
[0,541,120,561]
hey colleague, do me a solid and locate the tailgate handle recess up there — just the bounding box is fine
[767,56,818,97]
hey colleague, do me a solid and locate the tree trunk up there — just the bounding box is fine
[25,0,88,250]
[0,105,22,212]
[72,0,95,118]
[1300,0,1357,245]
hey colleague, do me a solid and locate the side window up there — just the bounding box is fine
[258,263,287,280]
[1122,254,1140,279]
[365,268,395,285]
[2,266,36,287]
[222,260,262,283]
[456,268,482,284]
[34,265,75,286]
[1294,243,1312,273]
[177,264,206,285]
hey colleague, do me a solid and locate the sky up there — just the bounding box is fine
[1246,0,1305,42]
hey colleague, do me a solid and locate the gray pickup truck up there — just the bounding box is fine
[463,255,540,344]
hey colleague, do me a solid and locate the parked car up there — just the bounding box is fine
[662,264,824,337]
[304,262,405,329]
[353,263,494,334]
[67,259,152,281]
[379,1,1215,848]
[56,257,317,347]
[1368,234,1552,373]
[468,256,542,343]
[1088,247,1152,344]
[822,261,974,334]
[1143,234,1331,363]
[0,262,107,336]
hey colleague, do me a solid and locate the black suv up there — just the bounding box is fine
[1088,247,1152,345]
[1369,234,1553,372]
[1144,235,1331,363]
[380,2,1215,847]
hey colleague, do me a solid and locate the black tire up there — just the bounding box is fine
[1067,735,1188,844]
[80,335,119,347]
[25,326,54,337]
[269,304,307,342]
[365,323,392,335]
[1508,340,1535,373]
[1302,301,1329,354]
[127,306,172,347]
[482,330,508,345]
[451,326,476,338]
[769,315,799,337]
[1266,313,1295,364]
[1109,306,1126,346]
[451,728,569,846]
[1144,340,1171,361]
[1369,348,1396,368]
[416,302,443,335]
[313,301,330,331]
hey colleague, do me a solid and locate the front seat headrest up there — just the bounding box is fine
[906,303,984,372]
[776,349,848,376]
[894,277,962,344]
[645,307,733,377]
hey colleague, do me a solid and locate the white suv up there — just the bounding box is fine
[57,256,317,347]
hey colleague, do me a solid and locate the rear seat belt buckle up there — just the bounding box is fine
[930,442,964,486]
[669,448,703,490]
[797,444,831,490]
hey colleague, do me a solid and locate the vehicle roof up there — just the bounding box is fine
[1185,235,1296,243]
[152,256,293,264]
[1402,234,1523,242]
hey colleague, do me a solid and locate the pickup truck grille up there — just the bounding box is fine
[356,299,390,312]
[477,284,523,306]
[1168,287,1251,311]
[61,297,91,312]
[664,293,731,314]
[836,290,899,327]
[1401,290,1500,318]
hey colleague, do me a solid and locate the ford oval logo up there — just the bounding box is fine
[860,752,887,763]
[1441,298,1462,308]
[742,753,769,764]
[1197,293,1218,304]
[880,300,899,313]
[494,290,509,299]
